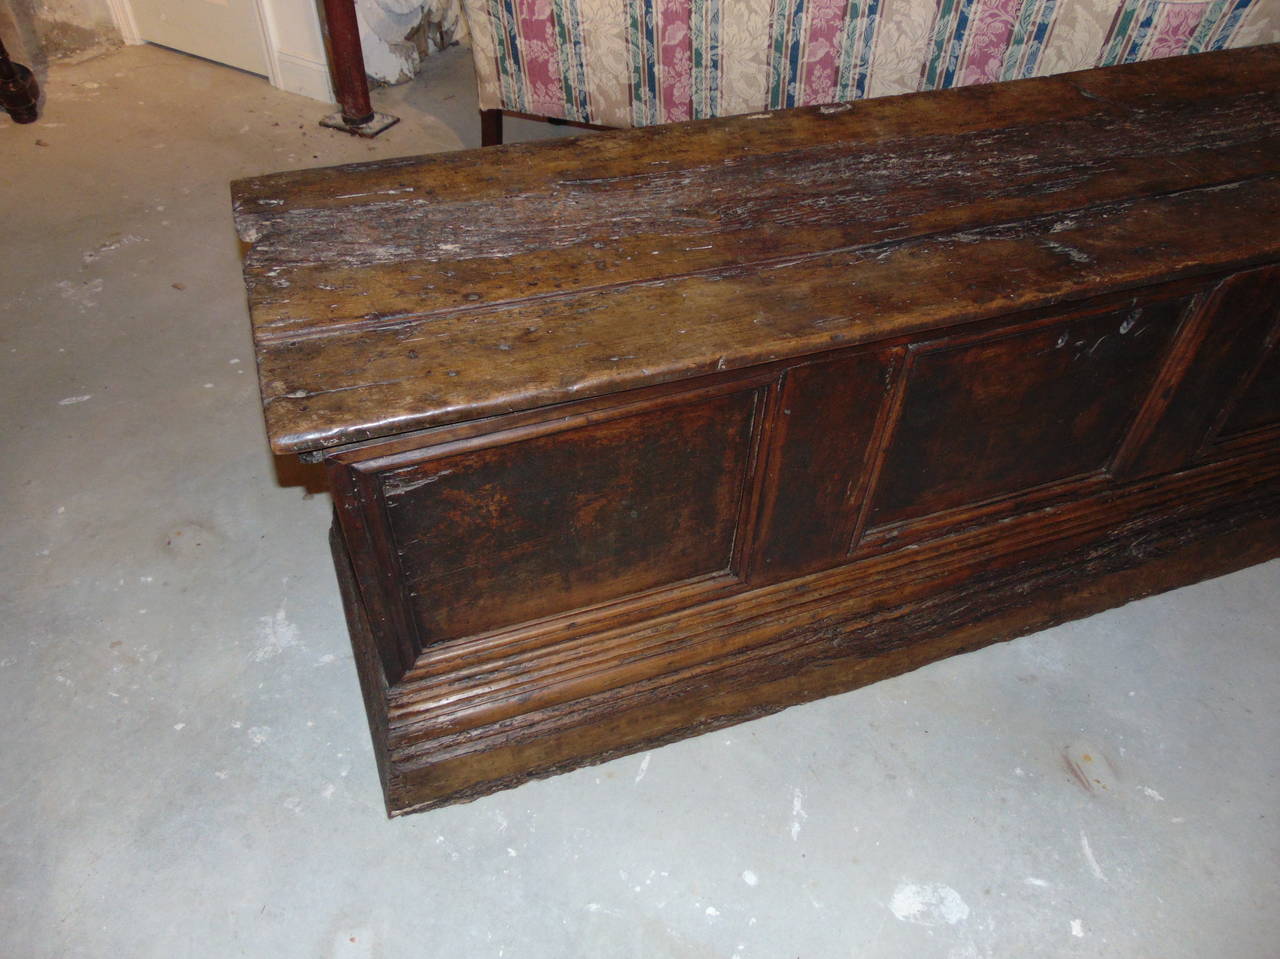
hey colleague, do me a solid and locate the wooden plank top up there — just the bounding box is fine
[232,45,1280,455]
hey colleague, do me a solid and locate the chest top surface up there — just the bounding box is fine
[231,45,1280,455]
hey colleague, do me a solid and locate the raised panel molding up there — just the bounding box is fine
[390,389,760,644]
[864,297,1187,529]
[1113,265,1280,478]
[234,48,1280,814]
[1214,324,1280,441]
[749,350,900,583]
[333,381,769,670]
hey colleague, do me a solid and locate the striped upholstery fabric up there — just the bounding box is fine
[458,0,1279,128]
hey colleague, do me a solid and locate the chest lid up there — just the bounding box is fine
[231,45,1280,455]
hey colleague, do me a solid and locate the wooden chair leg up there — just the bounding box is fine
[480,109,503,147]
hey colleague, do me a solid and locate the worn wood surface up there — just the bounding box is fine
[384,386,760,645]
[866,296,1186,527]
[233,45,1280,455]
[372,493,1280,814]
[236,46,1280,815]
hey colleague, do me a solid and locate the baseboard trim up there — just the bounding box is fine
[104,0,141,45]
[273,50,334,104]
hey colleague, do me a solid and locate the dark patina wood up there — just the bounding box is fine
[233,46,1280,815]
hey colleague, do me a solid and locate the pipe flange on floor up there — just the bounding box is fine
[320,111,401,138]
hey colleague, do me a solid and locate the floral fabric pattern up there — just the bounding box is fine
[457,0,1277,128]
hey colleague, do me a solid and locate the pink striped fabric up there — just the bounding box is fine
[960,0,1023,84]
[659,0,694,122]
[459,0,1273,129]
[800,0,849,104]
[514,0,565,116]
[1149,2,1211,59]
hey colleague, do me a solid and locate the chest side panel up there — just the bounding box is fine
[321,266,1280,813]
[1221,345,1280,439]
[1113,265,1280,478]
[371,386,764,649]
[748,350,899,583]
[864,296,1187,530]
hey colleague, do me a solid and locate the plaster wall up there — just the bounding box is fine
[355,0,467,85]
[1,0,118,63]
[255,0,467,104]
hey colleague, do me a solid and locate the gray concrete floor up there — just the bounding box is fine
[1,43,1277,959]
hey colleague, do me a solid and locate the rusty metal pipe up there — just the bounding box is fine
[320,0,374,125]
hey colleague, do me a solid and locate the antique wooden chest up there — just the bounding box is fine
[232,45,1280,815]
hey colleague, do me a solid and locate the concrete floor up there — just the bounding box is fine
[1,43,1277,959]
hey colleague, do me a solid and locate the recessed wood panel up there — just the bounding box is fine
[1218,338,1280,439]
[1114,266,1280,477]
[379,389,759,644]
[751,351,896,582]
[867,299,1186,528]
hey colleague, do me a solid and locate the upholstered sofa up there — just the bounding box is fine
[458,0,1278,143]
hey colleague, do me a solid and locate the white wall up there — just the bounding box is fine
[104,0,333,103]
[257,0,334,103]
[104,0,464,105]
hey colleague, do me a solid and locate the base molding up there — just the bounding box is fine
[272,50,333,104]
[332,454,1280,815]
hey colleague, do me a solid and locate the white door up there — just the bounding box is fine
[130,0,270,76]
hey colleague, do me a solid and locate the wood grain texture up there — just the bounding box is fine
[381,387,761,645]
[232,46,1280,455]
[1113,265,1280,478]
[749,351,896,582]
[865,296,1186,528]
[362,450,1280,813]
[234,46,1280,815]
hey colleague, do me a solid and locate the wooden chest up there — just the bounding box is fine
[232,46,1280,815]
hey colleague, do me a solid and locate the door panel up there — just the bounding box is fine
[131,0,269,75]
